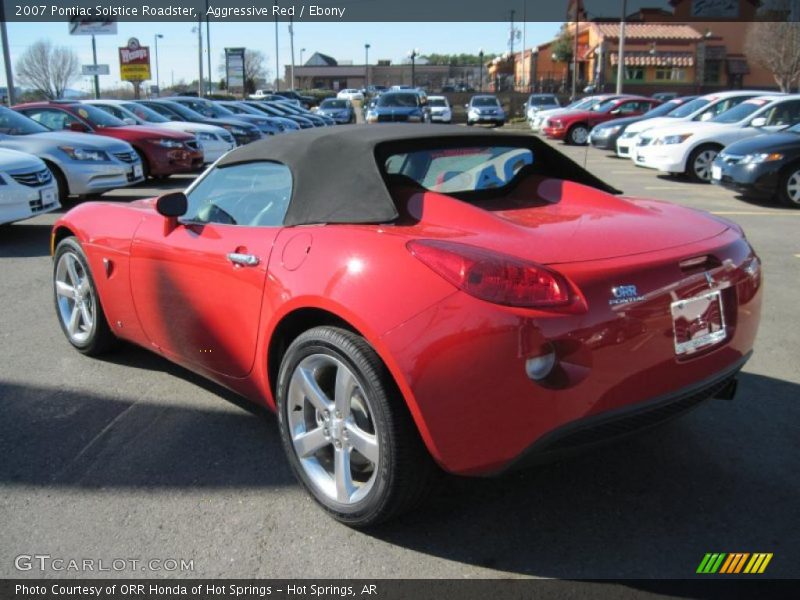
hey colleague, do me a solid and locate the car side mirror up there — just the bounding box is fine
[610,108,621,115]
[68,122,89,132]
[750,116,767,128]
[157,191,187,216]
[698,112,713,122]
[122,117,137,125]
[464,104,469,109]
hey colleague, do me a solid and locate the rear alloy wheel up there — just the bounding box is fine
[779,165,800,207]
[276,326,438,527]
[53,237,117,355]
[687,145,720,183]
[567,124,589,145]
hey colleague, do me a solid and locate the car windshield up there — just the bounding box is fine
[593,99,624,113]
[710,99,769,124]
[121,102,169,123]
[668,97,711,118]
[471,97,499,107]
[158,101,206,121]
[647,100,686,117]
[428,98,448,107]
[377,93,419,108]
[529,95,557,106]
[0,107,49,135]
[385,146,534,194]
[787,123,800,133]
[321,99,348,109]
[74,104,125,127]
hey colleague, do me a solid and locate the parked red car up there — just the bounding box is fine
[50,127,761,526]
[543,96,662,145]
[13,101,202,178]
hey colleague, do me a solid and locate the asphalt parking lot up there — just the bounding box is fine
[1,133,798,581]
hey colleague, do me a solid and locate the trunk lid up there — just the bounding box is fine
[404,178,729,264]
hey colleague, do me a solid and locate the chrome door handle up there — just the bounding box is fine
[227,252,260,267]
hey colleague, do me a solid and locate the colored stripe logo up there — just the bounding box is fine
[697,553,773,574]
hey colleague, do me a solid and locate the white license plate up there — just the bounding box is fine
[671,291,726,355]
[40,187,57,206]
[711,165,722,180]
[132,164,143,179]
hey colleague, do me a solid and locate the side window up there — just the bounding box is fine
[23,109,79,130]
[148,104,171,117]
[765,101,800,126]
[617,101,640,115]
[185,162,293,227]
[102,105,126,119]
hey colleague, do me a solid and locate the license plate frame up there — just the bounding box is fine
[671,291,726,355]
[40,186,57,206]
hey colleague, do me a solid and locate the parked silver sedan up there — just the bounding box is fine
[0,106,143,199]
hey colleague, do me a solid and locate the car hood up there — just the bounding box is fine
[721,131,800,155]
[625,115,684,134]
[157,122,229,136]
[5,131,134,152]
[535,107,570,119]
[548,109,596,120]
[96,125,192,141]
[403,179,729,264]
[0,147,45,170]
[372,106,420,114]
[640,121,736,139]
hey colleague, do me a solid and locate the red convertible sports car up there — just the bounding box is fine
[51,126,762,526]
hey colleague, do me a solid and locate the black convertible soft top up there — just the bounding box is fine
[217,124,620,226]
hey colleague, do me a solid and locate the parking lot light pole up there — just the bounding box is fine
[154,34,163,96]
[0,7,14,106]
[365,43,370,89]
[616,0,627,94]
[408,49,420,88]
[478,48,484,92]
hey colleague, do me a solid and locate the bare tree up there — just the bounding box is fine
[218,49,270,94]
[746,21,800,92]
[15,40,80,99]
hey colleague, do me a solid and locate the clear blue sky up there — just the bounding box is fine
[1,21,561,92]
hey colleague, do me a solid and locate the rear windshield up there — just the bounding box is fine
[377,93,419,107]
[384,146,534,194]
[428,98,448,107]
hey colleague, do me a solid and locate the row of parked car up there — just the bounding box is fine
[0,95,350,225]
[527,90,800,207]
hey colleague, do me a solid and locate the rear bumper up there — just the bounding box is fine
[380,231,762,476]
[502,354,748,472]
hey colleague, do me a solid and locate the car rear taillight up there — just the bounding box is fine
[407,239,573,309]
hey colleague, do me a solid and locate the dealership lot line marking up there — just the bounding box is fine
[644,185,689,190]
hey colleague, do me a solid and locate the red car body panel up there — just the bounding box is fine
[13,102,203,176]
[543,96,661,140]
[51,175,761,476]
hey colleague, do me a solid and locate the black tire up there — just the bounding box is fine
[686,144,721,183]
[466,121,474,127]
[276,326,439,527]
[45,161,69,203]
[53,237,118,356]
[777,163,800,208]
[566,124,589,145]
[133,149,150,179]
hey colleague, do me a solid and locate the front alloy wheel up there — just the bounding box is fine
[779,166,800,207]
[276,326,439,527]
[568,125,589,145]
[688,146,719,183]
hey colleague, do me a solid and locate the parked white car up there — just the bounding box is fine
[337,89,365,102]
[427,96,452,123]
[616,90,773,158]
[0,148,60,225]
[632,94,800,182]
[83,100,235,164]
